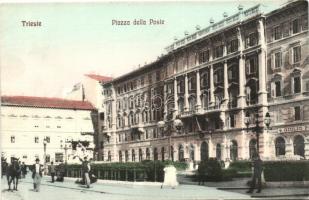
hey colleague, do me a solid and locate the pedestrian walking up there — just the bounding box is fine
[75,155,91,188]
[56,161,65,182]
[49,162,56,183]
[21,162,27,178]
[32,158,43,192]
[247,153,263,193]
[82,157,91,188]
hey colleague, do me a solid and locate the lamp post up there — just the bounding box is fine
[43,137,47,175]
[244,111,271,158]
[157,115,183,160]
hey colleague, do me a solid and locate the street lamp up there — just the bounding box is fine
[244,111,271,158]
[157,115,183,161]
[43,137,47,175]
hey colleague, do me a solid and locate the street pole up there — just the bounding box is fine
[43,138,47,175]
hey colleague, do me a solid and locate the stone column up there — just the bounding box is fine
[285,138,293,157]
[111,85,118,162]
[209,65,215,105]
[196,70,201,111]
[223,60,229,106]
[258,19,267,105]
[163,84,168,121]
[173,78,179,117]
[304,136,309,159]
[184,74,189,111]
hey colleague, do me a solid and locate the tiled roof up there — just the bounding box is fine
[1,96,95,110]
[85,74,113,82]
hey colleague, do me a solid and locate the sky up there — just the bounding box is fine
[0,1,283,98]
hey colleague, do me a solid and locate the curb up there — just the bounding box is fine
[251,193,309,198]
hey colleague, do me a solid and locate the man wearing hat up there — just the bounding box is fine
[32,158,43,192]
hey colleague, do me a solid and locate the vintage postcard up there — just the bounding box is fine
[1,0,309,200]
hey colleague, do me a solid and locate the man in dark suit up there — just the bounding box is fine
[32,158,43,192]
[247,153,263,193]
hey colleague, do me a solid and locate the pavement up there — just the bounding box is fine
[1,175,309,200]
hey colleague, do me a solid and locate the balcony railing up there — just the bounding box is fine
[165,4,262,53]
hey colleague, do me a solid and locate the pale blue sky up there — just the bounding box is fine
[0,1,283,97]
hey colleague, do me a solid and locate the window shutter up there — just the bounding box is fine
[245,60,249,75]
[271,82,275,97]
[271,53,275,69]
[301,14,308,30]
[290,107,295,122]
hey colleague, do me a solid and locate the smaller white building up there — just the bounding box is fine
[1,96,96,165]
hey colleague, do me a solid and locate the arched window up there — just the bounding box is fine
[146,148,150,160]
[132,149,136,162]
[275,137,286,156]
[153,148,158,161]
[188,96,196,111]
[161,147,165,161]
[178,145,184,161]
[189,144,195,161]
[216,144,222,160]
[119,151,122,162]
[249,139,257,159]
[139,148,143,162]
[125,150,129,162]
[230,140,238,161]
[200,141,209,161]
[294,135,305,157]
[108,151,111,162]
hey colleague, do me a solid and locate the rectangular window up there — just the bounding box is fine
[230,114,235,128]
[294,106,301,121]
[214,45,223,58]
[141,76,144,86]
[11,136,15,143]
[275,81,281,97]
[156,71,160,81]
[35,137,39,143]
[247,32,258,47]
[199,50,210,64]
[274,26,282,40]
[294,76,301,94]
[246,57,258,75]
[148,74,152,84]
[274,52,282,68]
[228,39,238,53]
[293,46,301,63]
[100,141,103,149]
[292,19,300,34]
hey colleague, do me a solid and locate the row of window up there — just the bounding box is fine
[270,71,305,98]
[3,115,75,120]
[10,136,51,144]
[104,134,306,162]
[270,45,301,69]
[116,70,166,95]
[271,15,308,41]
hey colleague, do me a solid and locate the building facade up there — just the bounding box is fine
[1,96,96,165]
[98,0,309,163]
[66,74,113,160]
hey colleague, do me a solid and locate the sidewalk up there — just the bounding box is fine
[178,173,309,199]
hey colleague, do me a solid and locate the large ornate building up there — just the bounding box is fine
[97,0,308,163]
[1,96,96,165]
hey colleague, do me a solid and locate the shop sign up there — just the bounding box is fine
[278,126,306,134]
